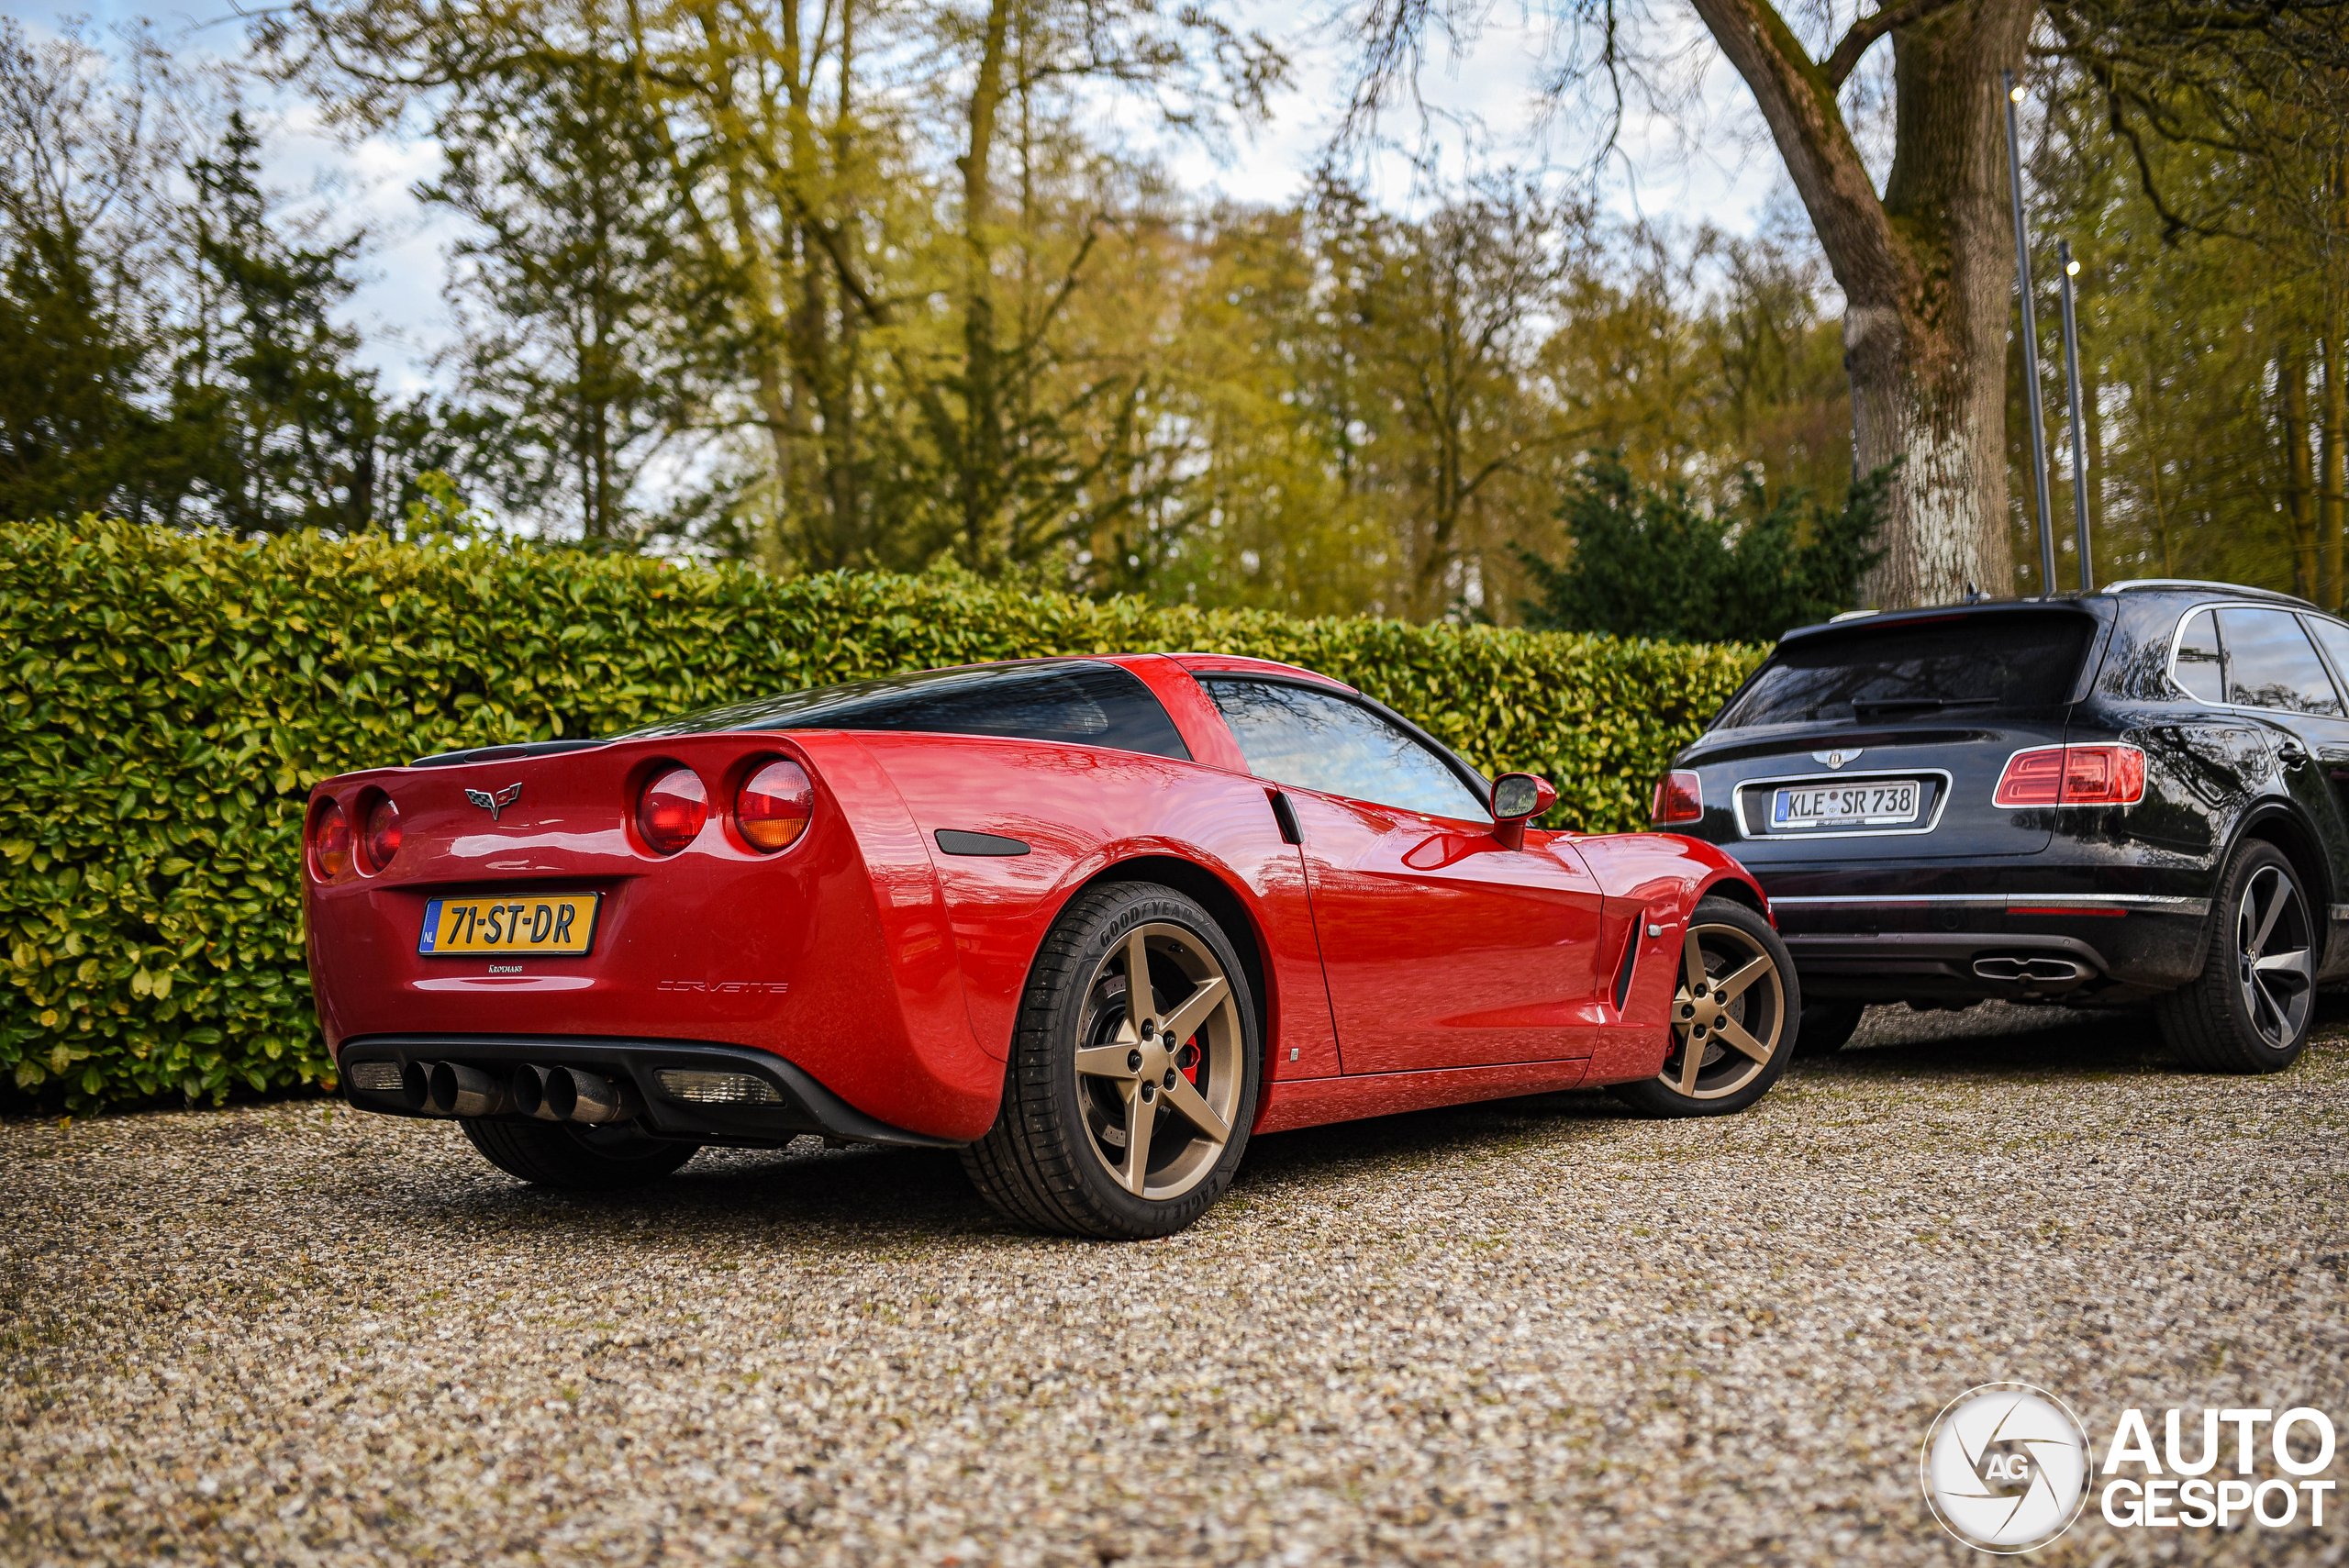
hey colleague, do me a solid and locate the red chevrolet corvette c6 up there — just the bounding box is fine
[306,653,1798,1237]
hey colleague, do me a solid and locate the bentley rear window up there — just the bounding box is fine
[620,661,1193,759]
[1714,613,2095,729]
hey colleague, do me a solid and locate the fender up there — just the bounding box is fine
[857,733,1343,1079]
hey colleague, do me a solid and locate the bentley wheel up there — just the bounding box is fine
[1794,1000,1866,1058]
[2156,840,2315,1073]
[1609,897,1799,1118]
[962,882,1261,1238]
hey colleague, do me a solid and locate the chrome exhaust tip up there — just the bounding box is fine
[400,1060,446,1116]
[510,1062,563,1121]
[403,1061,512,1117]
[427,1061,511,1118]
[1973,956,2088,985]
[544,1066,639,1125]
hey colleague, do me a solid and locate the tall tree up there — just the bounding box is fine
[0,217,163,520]
[421,52,695,544]
[0,19,193,521]
[173,111,382,534]
[1341,0,2349,607]
[263,0,1283,572]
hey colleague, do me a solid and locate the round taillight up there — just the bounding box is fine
[362,795,401,873]
[638,766,707,855]
[311,799,352,880]
[737,759,814,852]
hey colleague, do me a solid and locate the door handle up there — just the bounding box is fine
[2279,741,2311,767]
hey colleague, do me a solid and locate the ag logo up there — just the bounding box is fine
[1920,1383,2090,1552]
[1813,748,1863,769]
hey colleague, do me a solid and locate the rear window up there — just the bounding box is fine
[618,660,1192,759]
[1714,614,2095,729]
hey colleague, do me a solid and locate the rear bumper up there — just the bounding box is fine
[1770,894,2210,1003]
[338,1035,963,1149]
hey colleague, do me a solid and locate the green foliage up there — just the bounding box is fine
[0,218,163,523]
[1516,454,1891,644]
[0,517,1764,1112]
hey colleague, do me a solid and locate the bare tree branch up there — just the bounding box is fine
[1821,0,1967,85]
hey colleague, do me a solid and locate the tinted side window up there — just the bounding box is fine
[1715,613,2093,728]
[622,661,1193,759]
[2216,607,2343,716]
[2170,609,2223,702]
[1200,678,1490,820]
[2303,615,2349,695]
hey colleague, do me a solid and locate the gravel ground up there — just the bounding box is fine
[6,1003,2348,1566]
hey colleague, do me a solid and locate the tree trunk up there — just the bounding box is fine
[954,0,1015,570]
[2083,266,2105,550]
[2326,319,2348,610]
[2283,340,2316,599]
[2139,356,2173,576]
[1685,0,2029,609]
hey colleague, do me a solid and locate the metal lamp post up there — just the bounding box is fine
[2004,70,2058,598]
[2056,239,2095,592]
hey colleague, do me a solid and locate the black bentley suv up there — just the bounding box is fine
[1658,581,2349,1072]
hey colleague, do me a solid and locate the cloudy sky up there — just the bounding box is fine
[4,0,1799,395]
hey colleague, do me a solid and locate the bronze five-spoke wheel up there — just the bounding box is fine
[1073,921,1246,1201]
[1610,896,1800,1118]
[963,883,1261,1237]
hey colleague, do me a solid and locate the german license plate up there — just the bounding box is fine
[1771,780,1922,829]
[418,894,601,956]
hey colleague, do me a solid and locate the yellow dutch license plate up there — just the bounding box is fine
[418,894,601,957]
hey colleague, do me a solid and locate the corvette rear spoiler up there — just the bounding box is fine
[406,738,609,769]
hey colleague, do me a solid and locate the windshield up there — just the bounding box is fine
[1714,612,2095,729]
[615,660,1192,760]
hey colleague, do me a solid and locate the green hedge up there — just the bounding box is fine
[0,518,1765,1110]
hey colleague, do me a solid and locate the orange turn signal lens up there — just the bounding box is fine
[737,760,814,852]
[310,799,352,880]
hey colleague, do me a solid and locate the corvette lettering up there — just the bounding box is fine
[656,980,790,995]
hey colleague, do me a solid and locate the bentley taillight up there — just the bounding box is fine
[310,799,352,880]
[361,795,400,873]
[1651,771,1704,824]
[638,766,707,854]
[1993,744,2146,807]
[736,759,814,851]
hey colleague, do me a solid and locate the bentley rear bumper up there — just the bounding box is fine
[1775,895,2210,1005]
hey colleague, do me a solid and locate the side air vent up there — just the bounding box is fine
[1613,927,1642,1011]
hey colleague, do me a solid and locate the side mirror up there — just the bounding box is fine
[1490,773,1558,850]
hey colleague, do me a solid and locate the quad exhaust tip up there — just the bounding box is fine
[509,1062,640,1125]
[405,1061,638,1124]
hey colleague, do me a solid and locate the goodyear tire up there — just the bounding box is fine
[962,882,1261,1239]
